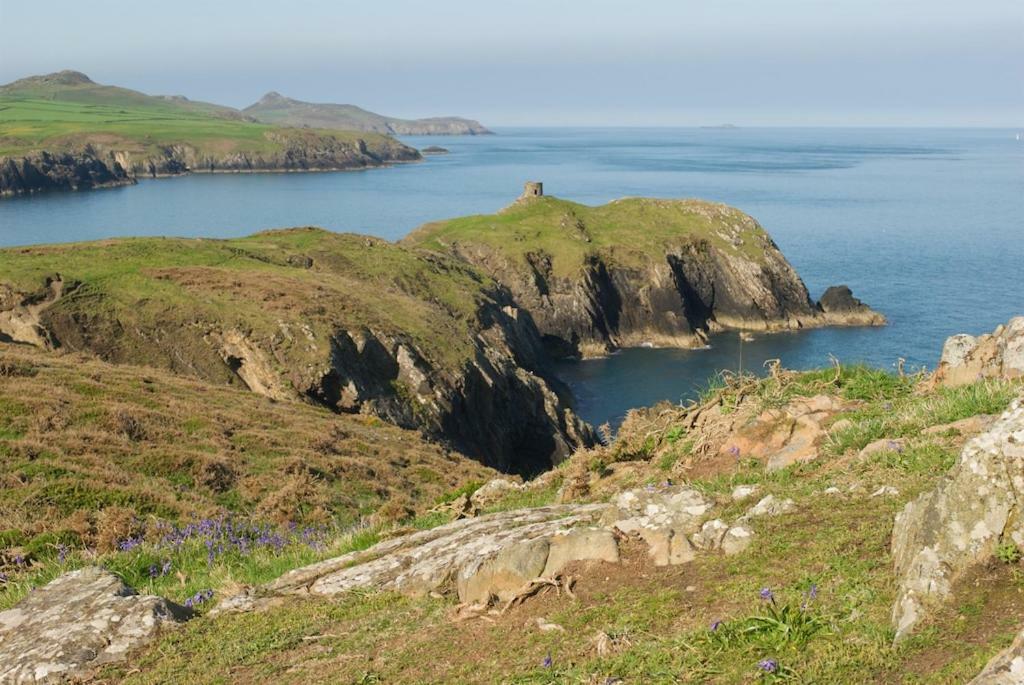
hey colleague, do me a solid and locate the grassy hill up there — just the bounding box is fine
[0,71,418,175]
[406,195,779,277]
[243,91,491,135]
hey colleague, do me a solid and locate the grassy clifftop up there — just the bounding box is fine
[0,71,417,167]
[406,195,777,277]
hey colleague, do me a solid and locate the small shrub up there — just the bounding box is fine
[996,541,1022,564]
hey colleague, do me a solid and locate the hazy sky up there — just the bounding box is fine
[1,0,1021,126]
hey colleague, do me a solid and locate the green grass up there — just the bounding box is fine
[404,195,776,279]
[0,74,409,161]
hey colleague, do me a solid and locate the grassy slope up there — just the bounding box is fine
[0,228,491,370]
[94,369,1023,684]
[0,74,404,158]
[404,196,775,278]
[0,342,494,609]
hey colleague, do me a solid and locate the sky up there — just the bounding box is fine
[0,0,1021,126]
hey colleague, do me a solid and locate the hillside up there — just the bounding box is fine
[0,228,593,474]
[244,91,492,135]
[3,320,1021,683]
[0,71,420,196]
[0,342,495,543]
[405,191,884,357]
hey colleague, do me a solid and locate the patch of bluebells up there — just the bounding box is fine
[758,658,778,673]
[183,588,214,609]
[116,516,332,568]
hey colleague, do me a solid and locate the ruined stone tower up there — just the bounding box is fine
[521,181,543,199]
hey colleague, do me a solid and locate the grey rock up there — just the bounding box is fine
[742,495,797,519]
[0,567,191,683]
[967,626,1024,684]
[721,525,755,556]
[891,399,1024,641]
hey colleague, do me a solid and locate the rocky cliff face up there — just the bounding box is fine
[0,148,136,196]
[407,196,885,358]
[0,131,419,196]
[0,230,592,475]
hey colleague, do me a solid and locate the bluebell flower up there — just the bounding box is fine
[757,658,778,673]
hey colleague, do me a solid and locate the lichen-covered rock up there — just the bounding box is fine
[720,394,845,471]
[457,537,550,604]
[890,399,1024,641]
[932,317,1024,388]
[721,525,755,556]
[967,626,1024,684]
[0,567,191,683]
[741,495,797,520]
[541,528,620,577]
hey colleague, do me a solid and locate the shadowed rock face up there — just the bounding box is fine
[890,398,1024,641]
[0,567,191,683]
[0,149,135,196]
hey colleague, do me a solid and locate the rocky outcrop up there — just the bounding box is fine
[243,91,492,135]
[0,567,191,683]
[890,398,1024,641]
[216,482,786,615]
[967,626,1024,684]
[406,196,885,358]
[0,148,135,196]
[932,317,1024,388]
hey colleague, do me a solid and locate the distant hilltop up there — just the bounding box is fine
[244,91,493,136]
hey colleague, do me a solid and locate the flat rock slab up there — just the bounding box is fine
[967,626,1024,684]
[0,566,191,684]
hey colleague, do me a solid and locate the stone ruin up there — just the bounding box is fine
[521,181,543,199]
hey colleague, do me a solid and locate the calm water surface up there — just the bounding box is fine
[1,128,1021,426]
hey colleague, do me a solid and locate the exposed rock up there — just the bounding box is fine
[421,146,450,155]
[731,484,760,501]
[857,438,907,460]
[692,519,730,551]
[720,394,845,471]
[0,149,135,197]
[721,525,755,556]
[541,528,620,576]
[967,626,1024,684]
[0,567,191,683]
[890,398,1024,641]
[870,485,900,498]
[458,537,550,604]
[816,285,886,326]
[741,494,797,519]
[470,478,525,509]
[922,415,995,436]
[932,317,1024,388]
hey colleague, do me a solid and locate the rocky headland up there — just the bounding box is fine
[406,188,884,358]
[243,91,492,136]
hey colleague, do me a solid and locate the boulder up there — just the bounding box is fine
[967,626,1024,684]
[721,525,755,556]
[890,399,1024,641]
[932,317,1024,388]
[731,484,760,502]
[741,494,797,519]
[692,519,730,551]
[0,567,191,683]
[719,394,844,471]
[457,537,550,604]
[542,528,620,577]
[816,285,886,326]
[857,438,907,460]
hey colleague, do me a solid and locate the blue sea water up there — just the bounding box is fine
[1,128,1021,427]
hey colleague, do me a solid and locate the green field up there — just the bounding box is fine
[0,71,404,158]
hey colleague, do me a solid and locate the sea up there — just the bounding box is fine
[1,127,1021,427]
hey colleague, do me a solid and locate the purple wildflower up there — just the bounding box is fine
[0,572,8,583]
[808,583,818,600]
[759,587,774,602]
[542,654,553,668]
[161,560,172,576]
[728,446,741,458]
[148,564,159,579]
[13,554,25,567]
[57,544,69,563]
[758,658,778,673]
[710,620,722,632]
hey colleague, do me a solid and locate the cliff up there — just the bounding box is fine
[0,148,136,196]
[0,228,593,475]
[244,91,492,135]
[405,195,885,357]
